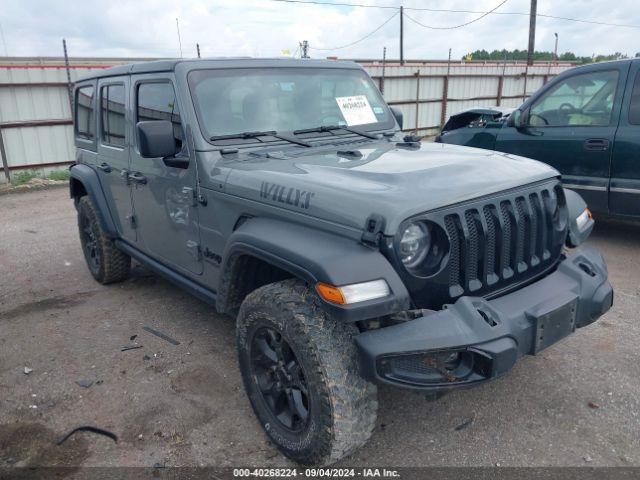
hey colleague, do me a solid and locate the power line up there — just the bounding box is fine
[403,0,509,30]
[309,11,398,50]
[270,0,396,9]
[535,13,640,29]
[267,0,640,30]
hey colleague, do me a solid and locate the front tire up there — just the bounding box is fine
[77,196,130,284]
[236,279,378,466]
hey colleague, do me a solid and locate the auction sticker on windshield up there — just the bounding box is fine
[336,95,377,126]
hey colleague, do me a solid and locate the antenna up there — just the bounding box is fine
[176,18,183,58]
[0,22,8,56]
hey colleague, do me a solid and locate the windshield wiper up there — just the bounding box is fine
[293,125,378,140]
[210,130,311,147]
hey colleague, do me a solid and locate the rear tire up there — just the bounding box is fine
[236,279,378,466]
[77,196,130,284]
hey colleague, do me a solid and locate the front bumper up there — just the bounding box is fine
[355,247,613,391]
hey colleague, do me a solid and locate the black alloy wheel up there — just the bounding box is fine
[250,326,310,432]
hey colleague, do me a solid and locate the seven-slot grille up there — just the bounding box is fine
[442,182,565,298]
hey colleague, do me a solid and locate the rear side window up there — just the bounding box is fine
[100,84,126,147]
[629,71,640,125]
[75,85,95,140]
[137,82,183,147]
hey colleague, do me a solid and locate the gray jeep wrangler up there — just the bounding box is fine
[70,58,613,465]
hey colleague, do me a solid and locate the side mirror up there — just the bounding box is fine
[137,121,179,158]
[508,109,526,130]
[390,107,403,130]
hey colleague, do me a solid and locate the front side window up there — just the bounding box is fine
[137,82,183,148]
[100,84,126,147]
[75,85,95,140]
[188,68,393,141]
[529,70,619,127]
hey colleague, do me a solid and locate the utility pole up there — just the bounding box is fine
[553,33,559,63]
[300,40,309,58]
[399,6,404,65]
[197,43,201,58]
[527,0,537,66]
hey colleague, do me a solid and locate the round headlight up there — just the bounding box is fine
[399,222,431,268]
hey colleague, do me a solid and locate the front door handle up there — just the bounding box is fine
[96,162,112,173]
[584,138,610,151]
[128,172,148,185]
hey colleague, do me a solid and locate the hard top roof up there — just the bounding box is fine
[76,57,361,83]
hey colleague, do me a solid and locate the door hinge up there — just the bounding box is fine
[128,214,137,229]
[182,186,198,207]
[186,240,202,261]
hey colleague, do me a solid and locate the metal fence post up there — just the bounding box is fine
[414,70,421,133]
[440,49,452,127]
[0,124,10,182]
[380,46,386,95]
[497,57,507,106]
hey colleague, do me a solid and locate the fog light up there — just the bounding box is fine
[438,351,461,371]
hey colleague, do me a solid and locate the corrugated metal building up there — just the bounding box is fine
[0,57,150,183]
[0,56,574,183]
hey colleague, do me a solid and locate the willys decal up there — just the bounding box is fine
[260,182,315,210]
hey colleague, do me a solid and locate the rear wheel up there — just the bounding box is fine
[77,196,130,284]
[236,279,378,466]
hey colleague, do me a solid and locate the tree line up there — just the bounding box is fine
[463,49,639,64]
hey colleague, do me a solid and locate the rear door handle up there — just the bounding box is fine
[584,138,610,151]
[128,172,148,185]
[96,162,112,173]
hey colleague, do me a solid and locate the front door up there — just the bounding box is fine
[609,63,640,217]
[96,77,136,242]
[495,63,628,214]
[129,75,203,275]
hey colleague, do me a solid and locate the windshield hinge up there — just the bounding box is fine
[361,214,386,247]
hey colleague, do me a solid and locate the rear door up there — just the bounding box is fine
[609,62,640,217]
[495,63,628,214]
[129,75,203,275]
[96,77,136,242]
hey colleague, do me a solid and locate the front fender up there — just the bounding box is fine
[219,217,411,322]
[69,163,118,238]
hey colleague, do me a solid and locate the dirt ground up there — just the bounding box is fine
[1,187,639,470]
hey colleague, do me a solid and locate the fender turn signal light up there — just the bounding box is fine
[316,283,346,305]
[316,280,390,305]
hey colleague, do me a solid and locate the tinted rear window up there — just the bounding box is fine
[75,85,95,140]
[101,84,126,147]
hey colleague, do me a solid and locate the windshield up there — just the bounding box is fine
[188,67,394,142]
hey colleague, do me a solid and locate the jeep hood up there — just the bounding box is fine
[215,141,558,236]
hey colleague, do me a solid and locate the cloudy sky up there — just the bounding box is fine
[1,0,637,60]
